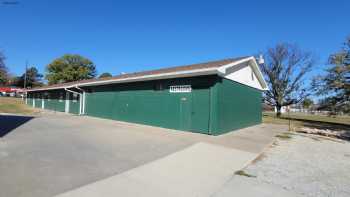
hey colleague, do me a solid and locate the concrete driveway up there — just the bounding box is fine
[0,113,285,197]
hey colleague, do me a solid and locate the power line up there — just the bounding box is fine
[24,60,27,89]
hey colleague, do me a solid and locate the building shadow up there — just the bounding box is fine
[0,115,34,137]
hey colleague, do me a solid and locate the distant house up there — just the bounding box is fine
[274,106,288,114]
[25,56,268,135]
[274,104,311,114]
[0,87,24,97]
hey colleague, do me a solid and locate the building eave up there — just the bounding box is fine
[26,56,269,92]
[26,68,219,92]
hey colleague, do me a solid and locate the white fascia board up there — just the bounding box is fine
[248,57,268,90]
[217,56,268,90]
[26,86,69,92]
[217,56,253,75]
[64,88,82,95]
[76,68,218,87]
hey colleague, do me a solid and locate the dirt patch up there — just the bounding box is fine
[296,127,350,141]
[244,135,350,197]
[234,170,256,178]
[275,132,293,140]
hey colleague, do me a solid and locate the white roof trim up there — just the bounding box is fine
[249,57,269,90]
[26,56,268,92]
[217,56,252,74]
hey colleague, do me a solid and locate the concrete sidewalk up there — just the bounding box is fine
[55,142,258,197]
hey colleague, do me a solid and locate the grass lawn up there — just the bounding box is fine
[0,97,39,115]
[263,111,350,131]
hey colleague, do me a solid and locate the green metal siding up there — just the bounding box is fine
[209,80,219,134]
[26,75,262,135]
[43,90,66,112]
[85,76,215,134]
[68,92,80,114]
[210,77,262,135]
[27,98,32,106]
[27,93,33,107]
[27,90,65,112]
[34,93,42,108]
[54,90,66,112]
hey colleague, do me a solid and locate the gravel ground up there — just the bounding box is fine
[244,133,350,197]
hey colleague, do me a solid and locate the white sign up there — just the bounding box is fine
[169,85,192,93]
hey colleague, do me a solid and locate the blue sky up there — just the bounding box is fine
[1,0,349,78]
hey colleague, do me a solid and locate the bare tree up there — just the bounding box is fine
[260,43,315,117]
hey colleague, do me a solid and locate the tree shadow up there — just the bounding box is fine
[0,115,34,137]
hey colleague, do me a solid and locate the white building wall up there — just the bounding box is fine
[224,63,263,90]
[274,106,287,113]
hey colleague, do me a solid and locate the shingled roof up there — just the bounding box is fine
[27,56,251,91]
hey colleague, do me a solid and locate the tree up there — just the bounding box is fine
[99,72,112,78]
[260,43,315,117]
[302,98,314,109]
[0,51,9,85]
[16,67,43,88]
[313,36,350,114]
[45,54,97,85]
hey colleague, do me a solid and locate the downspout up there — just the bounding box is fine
[208,85,212,135]
[75,86,86,115]
[65,88,83,115]
[65,91,70,113]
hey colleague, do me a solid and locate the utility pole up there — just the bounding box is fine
[24,60,28,89]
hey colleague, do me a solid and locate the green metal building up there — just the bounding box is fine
[26,56,268,135]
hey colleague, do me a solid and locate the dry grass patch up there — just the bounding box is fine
[263,111,350,126]
[0,97,39,115]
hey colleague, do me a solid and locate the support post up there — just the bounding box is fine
[42,95,45,109]
[65,87,84,115]
[65,91,70,113]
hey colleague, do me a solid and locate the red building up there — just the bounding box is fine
[0,87,24,96]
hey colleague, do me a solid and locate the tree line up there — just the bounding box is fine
[0,35,349,115]
[0,54,112,88]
